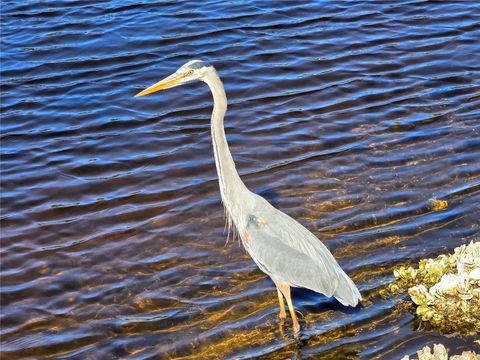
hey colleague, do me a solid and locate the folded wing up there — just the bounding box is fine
[242,195,361,306]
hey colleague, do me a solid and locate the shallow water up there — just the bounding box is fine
[1,1,480,358]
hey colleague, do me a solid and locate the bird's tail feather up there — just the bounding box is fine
[333,271,361,307]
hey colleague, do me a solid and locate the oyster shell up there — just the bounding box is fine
[389,241,479,334]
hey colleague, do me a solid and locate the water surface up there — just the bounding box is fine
[1,0,480,358]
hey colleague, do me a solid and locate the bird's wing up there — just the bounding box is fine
[242,194,361,306]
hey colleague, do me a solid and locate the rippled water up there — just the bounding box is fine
[2,1,480,358]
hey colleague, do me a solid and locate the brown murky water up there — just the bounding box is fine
[1,1,480,358]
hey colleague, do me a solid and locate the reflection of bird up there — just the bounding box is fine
[136,60,361,336]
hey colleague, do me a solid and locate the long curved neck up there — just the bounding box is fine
[203,69,250,220]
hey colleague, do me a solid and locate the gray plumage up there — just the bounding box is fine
[244,197,361,307]
[136,60,361,335]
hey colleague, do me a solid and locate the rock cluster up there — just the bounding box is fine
[401,343,479,360]
[389,241,479,334]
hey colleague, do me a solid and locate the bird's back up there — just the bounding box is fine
[240,193,361,307]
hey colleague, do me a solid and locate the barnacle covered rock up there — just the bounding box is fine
[388,241,480,334]
[401,343,479,360]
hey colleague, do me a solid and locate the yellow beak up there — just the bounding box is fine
[135,73,185,97]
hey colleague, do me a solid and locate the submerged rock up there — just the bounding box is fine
[401,343,479,360]
[387,241,479,335]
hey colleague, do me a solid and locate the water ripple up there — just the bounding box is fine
[2,0,480,358]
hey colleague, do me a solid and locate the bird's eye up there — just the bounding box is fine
[187,70,194,76]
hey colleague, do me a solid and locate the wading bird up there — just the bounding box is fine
[136,60,361,336]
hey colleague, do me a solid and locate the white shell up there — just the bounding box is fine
[469,268,480,280]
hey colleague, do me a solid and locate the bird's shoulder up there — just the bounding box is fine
[246,193,337,264]
[243,193,341,293]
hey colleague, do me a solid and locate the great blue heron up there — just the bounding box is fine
[136,60,361,336]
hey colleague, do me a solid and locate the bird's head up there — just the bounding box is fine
[135,60,212,97]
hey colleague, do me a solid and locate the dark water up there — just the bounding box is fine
[2,1,480,358]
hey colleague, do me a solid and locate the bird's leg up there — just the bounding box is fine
[276,287,287,320]
[284,289,300,337]
[277,283,300,337]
